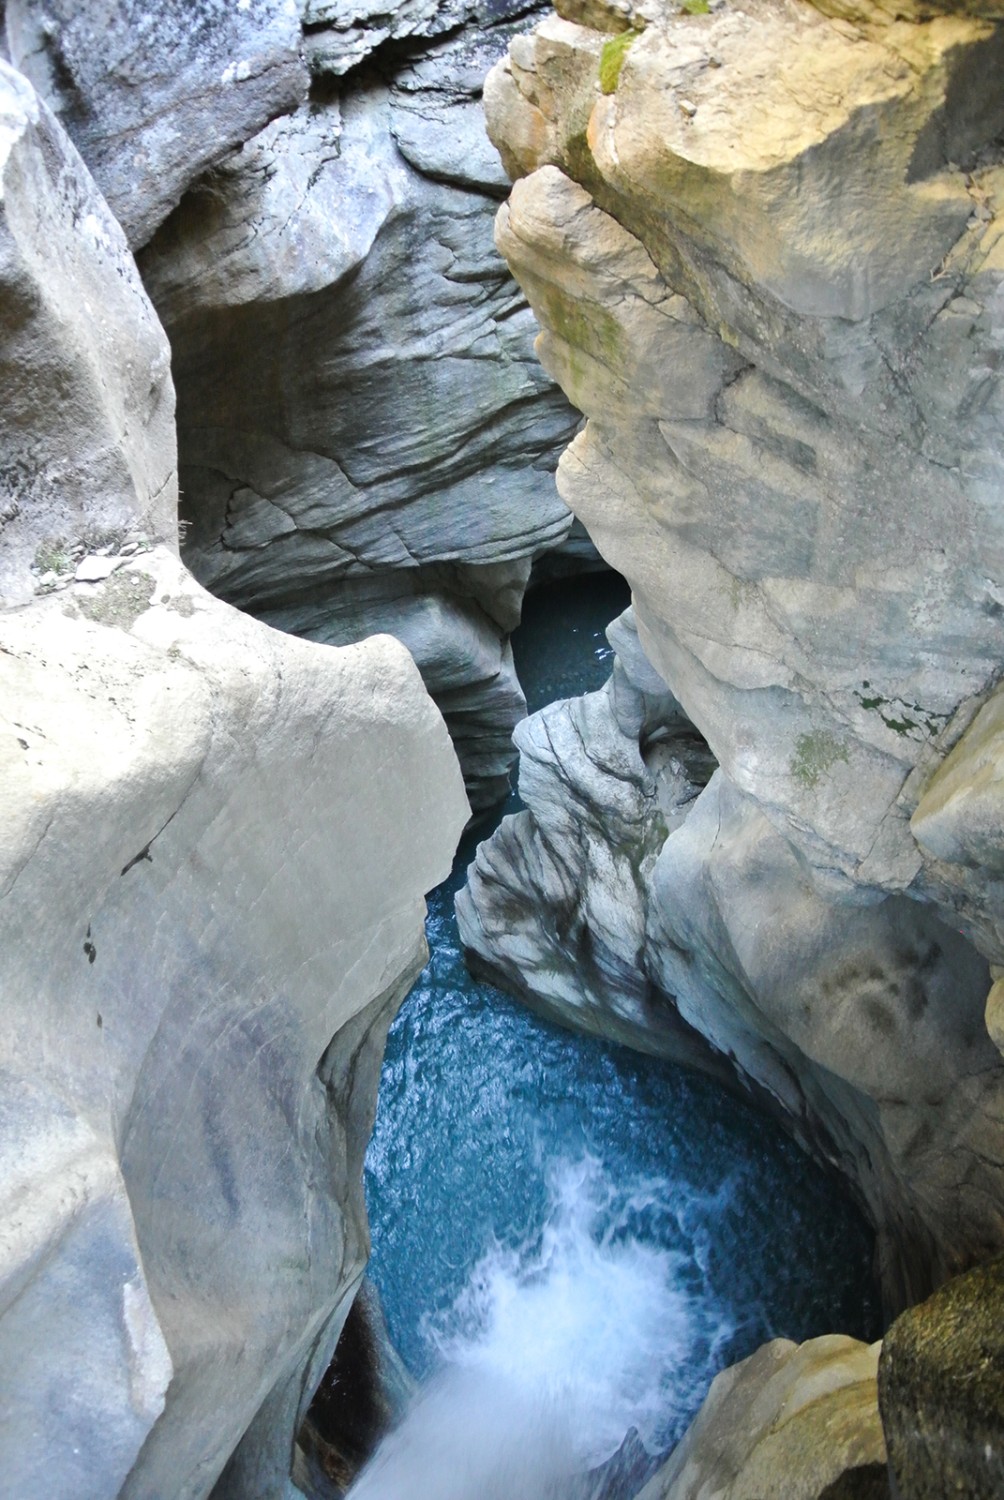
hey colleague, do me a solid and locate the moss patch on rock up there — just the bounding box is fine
[599,28,640,94]
[77,570,156,631]
[791,730,849,789]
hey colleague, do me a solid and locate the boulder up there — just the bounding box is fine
[878,1255,1004,1498]
[637,1336,888,1500]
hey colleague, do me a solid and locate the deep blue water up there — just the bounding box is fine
[362,574,878,1476]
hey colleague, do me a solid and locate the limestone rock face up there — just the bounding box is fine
[637,1336,887,1500]
[878,1255,1004,1499]
[458,615,1004,1307]
[468,0,1004,1295]
[458,607,720,1061]
[0,64,469,1500]
[139,52,579,808]
[3,0,308,247]
[484,0,1004,903]
[0,560,467,1500]
[0,59,177,609]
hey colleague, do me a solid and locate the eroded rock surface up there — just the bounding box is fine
[0,58,177,608]
[484,0,1004,901]
[459,614,1004,1308]
[139,43,578,808]
[465,0,1004,1296]
[6,0,583,812]
[0,60,468,1500]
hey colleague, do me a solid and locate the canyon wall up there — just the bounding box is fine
[462,0,1004,1311]
[2,0,583,813]
[0,54,468,1500]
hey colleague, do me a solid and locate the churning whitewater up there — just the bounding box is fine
[351,1154,729,1500]
[353,580,878,1499]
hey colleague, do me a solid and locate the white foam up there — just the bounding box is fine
[349,1156,733,1499]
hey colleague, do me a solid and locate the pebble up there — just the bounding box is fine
[74,554,127,583]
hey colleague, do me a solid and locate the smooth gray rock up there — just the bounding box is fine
[0,59,177,609]
[0,61,470,1499]
[4,0,307,247]
[261,570,529,808]
[0,557,468,1500]
[458,608,718,1059]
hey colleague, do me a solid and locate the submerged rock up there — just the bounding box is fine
[0,60,469,1500]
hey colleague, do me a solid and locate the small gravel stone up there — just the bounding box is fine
[75,554,127,583]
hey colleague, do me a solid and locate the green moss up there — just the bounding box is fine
[599,28,640,95]
[33,540,70,575]
[551,292,621,361]
[680,0,709,13]
[791,731,849,790]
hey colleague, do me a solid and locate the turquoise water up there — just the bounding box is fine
[362,576,878,1482]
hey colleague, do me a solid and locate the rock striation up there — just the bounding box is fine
[0,59,468,1500]
[137,62,577,809]
[465,0,1004,1303]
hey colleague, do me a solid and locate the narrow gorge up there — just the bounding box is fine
[0,0,1002,1497]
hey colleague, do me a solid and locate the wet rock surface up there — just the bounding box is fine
[879,1255,1004,1500]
